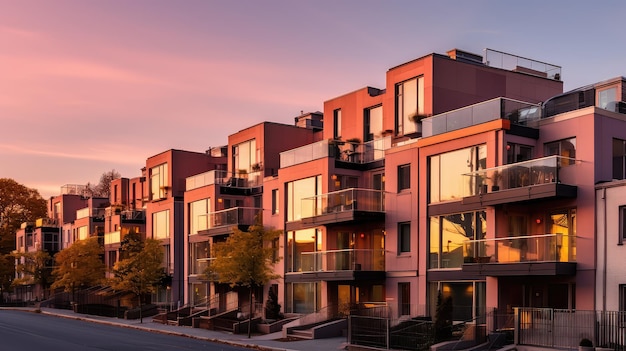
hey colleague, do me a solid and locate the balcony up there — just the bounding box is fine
[104,231,121,245]
[286,249,386,282]
[280,137,391,168]
[421,97,541,137]
[186,170,262,195]
[461,155,577,206]
[197,207,262,236]
[461,234,576,276]
[190,257,214,276]
[287,188,385,230]
[483,48,562,81]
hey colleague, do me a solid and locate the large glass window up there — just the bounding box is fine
[429,281,486,322]
[153,210,170,239]
[77,226,88,241]
[429,211,486,269]
[287,176,321,221]
[286,228,321,272]
[233,139,257,174]
[285,282,321,313]
[364,105,383,141]
[150,163,169,200]
[189,241,210,275]
[398,222,411,253]
[396,76,424,135]
[189,199,210,235]
[613,138,626,180]
[545,138,576,166]
[430,145,486,203]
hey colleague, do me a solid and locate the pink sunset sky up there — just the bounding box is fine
[2,0,626,198]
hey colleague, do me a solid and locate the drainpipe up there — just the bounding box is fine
[601,187,607,312]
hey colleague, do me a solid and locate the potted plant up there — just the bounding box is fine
[579,338,593,351]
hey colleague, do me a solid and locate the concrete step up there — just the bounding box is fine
[290,329,313,339]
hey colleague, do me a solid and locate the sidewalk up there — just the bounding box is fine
[4,307,348,351]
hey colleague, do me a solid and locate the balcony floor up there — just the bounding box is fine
[462,183,577,206]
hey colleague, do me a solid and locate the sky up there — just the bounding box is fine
[2,0,626,199]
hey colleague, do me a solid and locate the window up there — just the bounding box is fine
[506,143,533,163]
[429,211,486,269]
[77,226,88,241]
[150,163,169,200]
[286,228,321,272]
[153,210,170,239]
[613,139,626,180]
[398,222,411,253]
[189,241,209,274]
[617,205,626,245]
[545,138,576,166]
[189,199,210,235]
[399,282,410,316]
[430,145,486,203]
[272,189,279,215]
[333,109,342,139]
[233,139,257,174]
[398,164,410,192]
[364,105,383,141]
[598,87,617,109]
[619,284,626,312]
[396,76,424,135]
[287,176,321,221]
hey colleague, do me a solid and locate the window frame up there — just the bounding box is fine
[544,138,576,166]
[398,222,411,254]
[619,205,626,245]
[397,164,411,192]
[333,109,342,139]
[272,189,279,215]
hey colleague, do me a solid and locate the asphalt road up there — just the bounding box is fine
[0,310,249,351]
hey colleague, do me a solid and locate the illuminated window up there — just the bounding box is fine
[150,163,169,200]
[545,138,576,166]
[333,109,342,139]
[396,76,424,135]
[153,210,170,239]
[189,199,210,235]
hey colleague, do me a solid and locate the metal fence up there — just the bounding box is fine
[516,308,626,350]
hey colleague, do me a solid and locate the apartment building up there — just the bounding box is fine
[145,149,226,306]
[183,120,319,307]
[273,48,563,319]
[14,184,108,300]
[103,177,147,278]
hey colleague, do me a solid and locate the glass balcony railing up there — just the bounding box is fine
[298,249,385,272]
[186,170,262,191]
[104,231,121,245]
[301,188,385,219]
[190,257,214,275]
[280,136,391,168]
[462,155,575,196]
[483,48,562,81]
[422,98,541,137]
[462,234,575,264]
[196,207,262,231]
[76,207,106,219]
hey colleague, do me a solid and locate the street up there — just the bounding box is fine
[0,310,248,351]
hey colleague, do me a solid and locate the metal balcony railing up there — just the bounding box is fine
[462,155,575,196]
[462,234,575,264]
[296,249,385,272]
[300,188,385,219]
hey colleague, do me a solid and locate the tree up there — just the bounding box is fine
[110,232,164,323]
[434,290,453,343]
[85,169,121,198]
[51,237,105,299]
[13,250,54,299]
[0,178,48,301]
[208,222,281,337]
